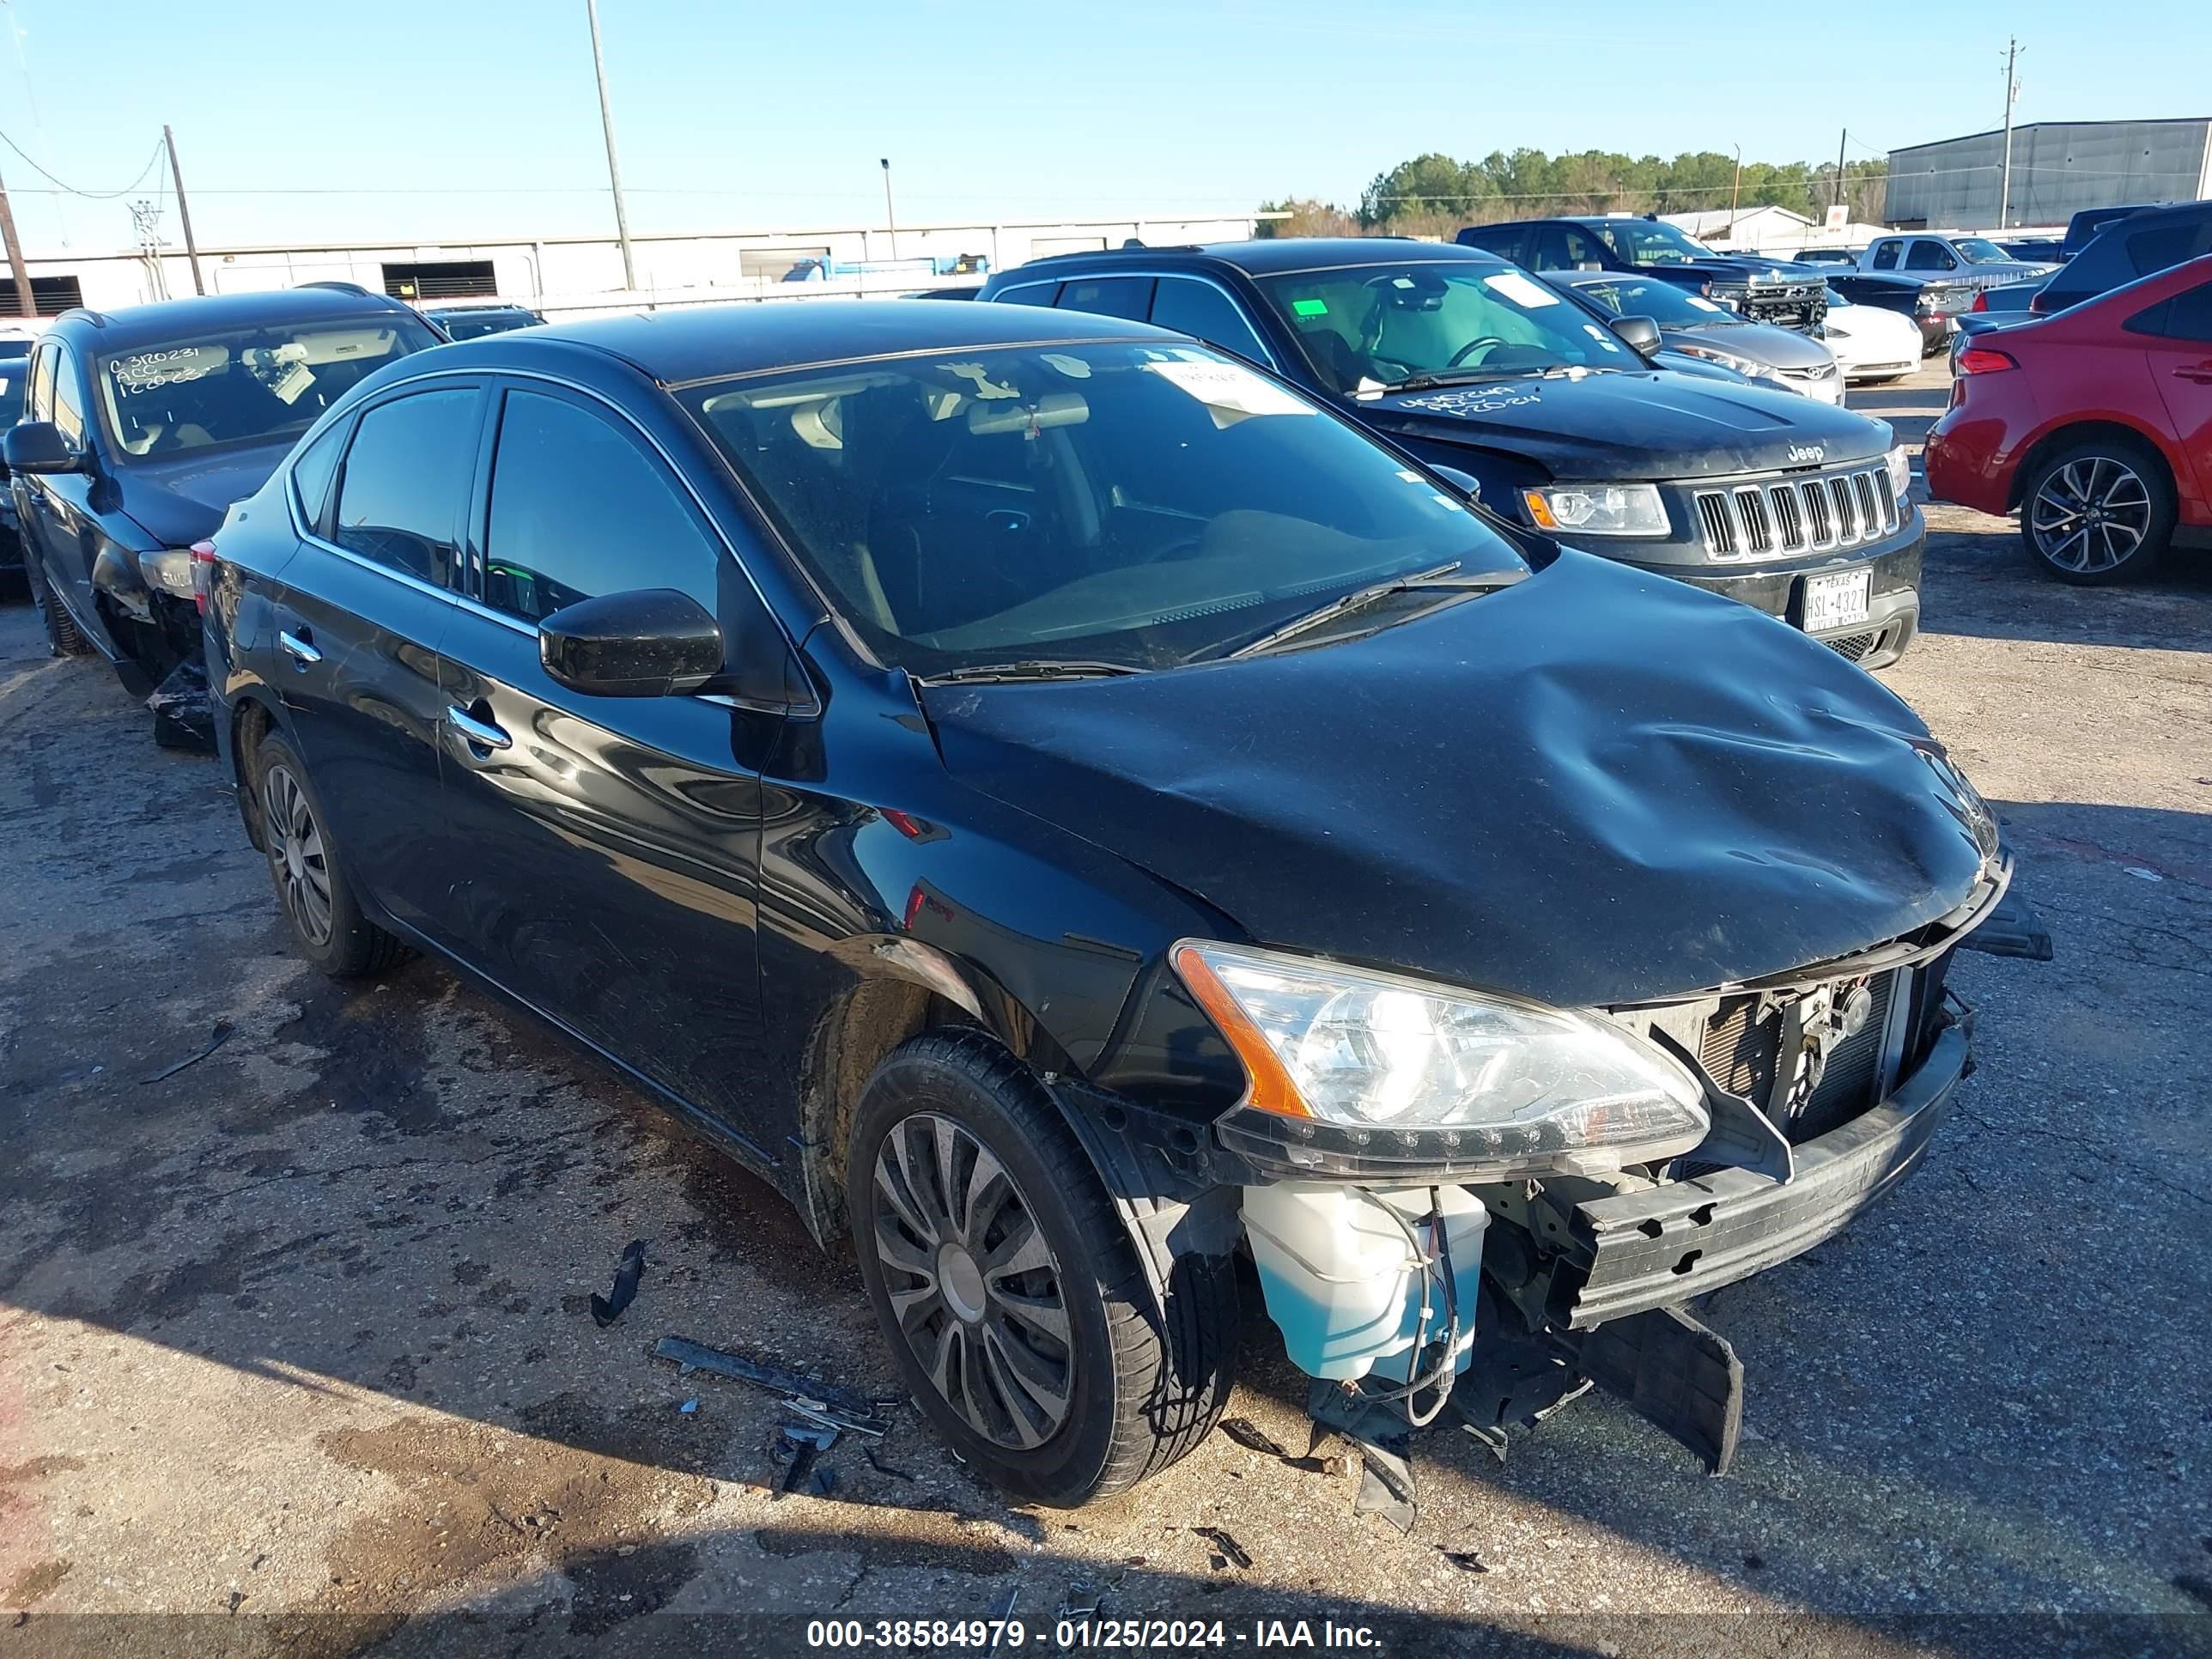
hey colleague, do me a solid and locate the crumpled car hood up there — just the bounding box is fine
[116,442,293,549]
[924,550,1991,1008]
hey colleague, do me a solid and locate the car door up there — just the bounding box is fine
[18,339,105,641]
[432,379,778,1155]
[273,379,484,932]
[2132,278,2212,506]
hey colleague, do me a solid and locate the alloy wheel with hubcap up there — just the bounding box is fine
[872,1110,1073,1450]
[262,762,334,946]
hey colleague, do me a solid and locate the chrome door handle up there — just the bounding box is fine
[278,629,321,666]
[446,705,512,751]
[2174,365,2212,384]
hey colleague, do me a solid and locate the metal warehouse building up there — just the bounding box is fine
[1882,117,2211,229]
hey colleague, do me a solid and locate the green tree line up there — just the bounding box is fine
[1261,149,1890,240]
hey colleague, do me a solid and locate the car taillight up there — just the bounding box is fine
[191,540,218,616]
[1970,290,1989,313]
[1956,346,2018,375]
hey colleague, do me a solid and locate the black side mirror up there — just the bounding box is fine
[1612,314,1662,354]
[538,588,725,697]
[3,422,82,475]
[1431,465,1482,502]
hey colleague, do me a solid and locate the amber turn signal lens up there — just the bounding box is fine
[1170,943,1310,1119]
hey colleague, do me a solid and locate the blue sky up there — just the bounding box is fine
[0,0,2199,252]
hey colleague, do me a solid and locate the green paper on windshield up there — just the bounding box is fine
[1291,299,1328,317]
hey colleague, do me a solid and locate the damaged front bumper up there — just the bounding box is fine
[1550,1009,1967,1328]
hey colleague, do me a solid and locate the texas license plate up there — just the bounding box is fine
[1804,568,1871,632]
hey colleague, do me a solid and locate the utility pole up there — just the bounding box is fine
[1832,128,1848,213]
[1729,143,1742,216]
[586,0,637,292]
[0,162,34,319]
[1998,37,2024,229]
[880,158,897,260]
[163,125,204,295]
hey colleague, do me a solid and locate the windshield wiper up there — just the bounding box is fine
[1219,561,1524,660]
[916,659,1142,686]
[1377,368,1547,394]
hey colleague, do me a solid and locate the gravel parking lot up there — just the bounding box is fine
[3,362,2208,1659]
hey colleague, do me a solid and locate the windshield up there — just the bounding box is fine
[682,341,1526,675]
[94,314,439,463]
[1589,220,1714,267]
[1254,263,1637,392]
[1953,239,2014,265]
[1561,276,1734,328]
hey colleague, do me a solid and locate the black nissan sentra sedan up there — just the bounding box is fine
[202,301,2043,1505]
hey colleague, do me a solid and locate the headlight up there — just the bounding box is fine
[1885,445,1911,500]
[137,548,198,599]
[1521,481,1668,537]
[1671,342,1771,380]
[1172,941,1709,1176]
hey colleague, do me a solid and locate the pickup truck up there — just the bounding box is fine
[1856,234,2056,296]
[1458,215,1831,330]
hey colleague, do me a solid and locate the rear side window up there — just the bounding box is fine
[331,387,480,586]
[2128,281,2212,343]
[1055,276,1153,321]
[1149,277,1270,363]
[2126,221,2212,276]
[1871,241,1900,270]
[1905,240,1956,271]
[1457,225,1524,263]
[995,283,1058,307]
[483,388,721,623]
[289,420,348,531]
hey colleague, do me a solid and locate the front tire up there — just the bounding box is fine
[848,1031,1236,1507]
[248,730,414,978]
[2019,440,2174,585]
[23,556,92,656]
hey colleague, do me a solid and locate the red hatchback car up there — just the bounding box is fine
[1925,253,2212,583]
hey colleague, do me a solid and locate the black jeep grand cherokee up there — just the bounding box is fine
[980,240,1920,668]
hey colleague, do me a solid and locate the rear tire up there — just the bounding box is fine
[248,729,415,978]
[848,1030,1237,1507]
[2019,439,2174,585]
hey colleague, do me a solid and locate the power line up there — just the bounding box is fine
[0,127,163,200]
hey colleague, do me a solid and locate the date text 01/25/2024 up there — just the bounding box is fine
[805,1618,1384,1649]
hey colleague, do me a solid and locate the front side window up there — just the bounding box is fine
[483,389,721,623]
[1951,239,2013,265]
[331,386,480,586]
[1905,240,1957,271]
[93,313,440,463]
[1149,277,1270,362]
[51,343,86,447]
[27,343,54,422]
[1257,261,1638,392]
[1589,220,1712,268]
[0,359,25,428]
[682,342,1522,675]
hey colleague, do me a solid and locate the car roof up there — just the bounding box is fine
[1004,238,1509,279]
[48,284,420,353]
[461,297,1178,385]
